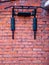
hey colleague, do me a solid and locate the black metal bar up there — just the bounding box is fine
[12,6,15,16]
[12,31,14,39]
[33,17,37,39]
[11,7,15,39]
[17,12,31,17]
[0,0,16,3]
[34,31,36,39]
[33,9,37,39]
[14,6,37,9]
[5,6,46,10]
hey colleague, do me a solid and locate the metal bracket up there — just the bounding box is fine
[4,6,46,40]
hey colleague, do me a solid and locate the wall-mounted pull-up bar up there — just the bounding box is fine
[4,5,48,40]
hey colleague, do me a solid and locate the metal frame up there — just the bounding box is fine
[4,6,46,40]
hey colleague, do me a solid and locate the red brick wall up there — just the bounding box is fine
[0,0,49,65]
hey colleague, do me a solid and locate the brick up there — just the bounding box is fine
[0,0,49,65]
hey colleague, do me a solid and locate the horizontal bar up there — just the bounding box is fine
[0,0,16,3]
[14,6,37,9]
[0,1,10,3]
[5,6,46,9]
[5,6,47,10]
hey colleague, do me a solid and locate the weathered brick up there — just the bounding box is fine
[0,0,49,65]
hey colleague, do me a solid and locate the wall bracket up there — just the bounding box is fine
[5,6,46,40]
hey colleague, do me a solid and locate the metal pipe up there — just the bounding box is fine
[11,7,15,39]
